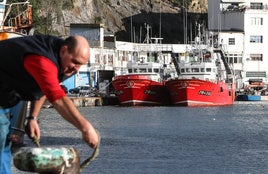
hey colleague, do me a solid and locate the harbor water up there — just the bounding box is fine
[12,101,268,174]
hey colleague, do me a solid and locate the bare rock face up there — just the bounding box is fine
[189,0,208,13]
[42,0,208,43]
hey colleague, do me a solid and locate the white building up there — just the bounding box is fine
[208,0,268,88]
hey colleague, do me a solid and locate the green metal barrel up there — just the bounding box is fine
[13,147,80,174]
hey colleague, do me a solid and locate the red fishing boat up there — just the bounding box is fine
[166,45,236,107]
[112,61,169,106]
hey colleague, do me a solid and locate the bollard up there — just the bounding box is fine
[13,147,80,174]
[13,130,100,173]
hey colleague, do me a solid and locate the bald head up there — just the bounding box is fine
[73,35,90,63]
[63,35,90,61]
[60,35,91,76]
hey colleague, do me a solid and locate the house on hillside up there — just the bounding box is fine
[208,0,268,89]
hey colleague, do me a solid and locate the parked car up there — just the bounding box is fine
[68,86,91,96]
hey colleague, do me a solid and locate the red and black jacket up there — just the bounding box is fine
[0,35,66,108]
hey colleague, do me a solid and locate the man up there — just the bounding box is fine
[0,35,99,173]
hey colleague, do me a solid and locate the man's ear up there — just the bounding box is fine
[59,45,67,57]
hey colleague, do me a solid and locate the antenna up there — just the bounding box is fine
[143,23,151,44]
[183,0,188,44]
[130,15,133,42]
[159,0,162,43]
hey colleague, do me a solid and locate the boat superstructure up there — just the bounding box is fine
[166,28,236,106]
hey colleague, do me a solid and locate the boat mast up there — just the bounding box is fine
[159,0,162,43]
[183,0,188,44]
[196,23,203,62]
[144,23,151,44]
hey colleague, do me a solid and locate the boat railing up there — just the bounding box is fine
[115,73,162,82]
[1,1,33,34]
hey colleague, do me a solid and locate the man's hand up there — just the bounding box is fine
[82,124,99,149]
[25,119,40,140]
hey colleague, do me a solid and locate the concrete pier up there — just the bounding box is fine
[261,95,268,101]
[70,97,103,107]
[43,96,119,108]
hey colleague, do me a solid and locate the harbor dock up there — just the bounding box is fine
[43,95,119,108]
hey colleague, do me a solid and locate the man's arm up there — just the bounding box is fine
[52,96,99,148]
[26,95,47,140]
[30,95,47,116]
[23,54,99,149]
[26,95,99,148]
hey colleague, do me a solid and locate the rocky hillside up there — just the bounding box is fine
[32,0,208,43]
[189,0,208,13]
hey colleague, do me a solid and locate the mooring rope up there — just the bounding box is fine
[33,136,40,147]
[79,130,101,172]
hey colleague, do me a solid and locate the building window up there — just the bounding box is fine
[250,3,263,9]
[95,54,100,64]
[229,57,233,63]
[140,68,146,73]
[225,53,243,64]
[206,68,211,72]
[250,36,263,43]
[108,54,113,65]
[192,68,199,72]
[121,51,127,61]
[250,54,263,61]
[250,17,263,25]
[228,38,235,45]
[103,55,106,64]
[154,69,159,73]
